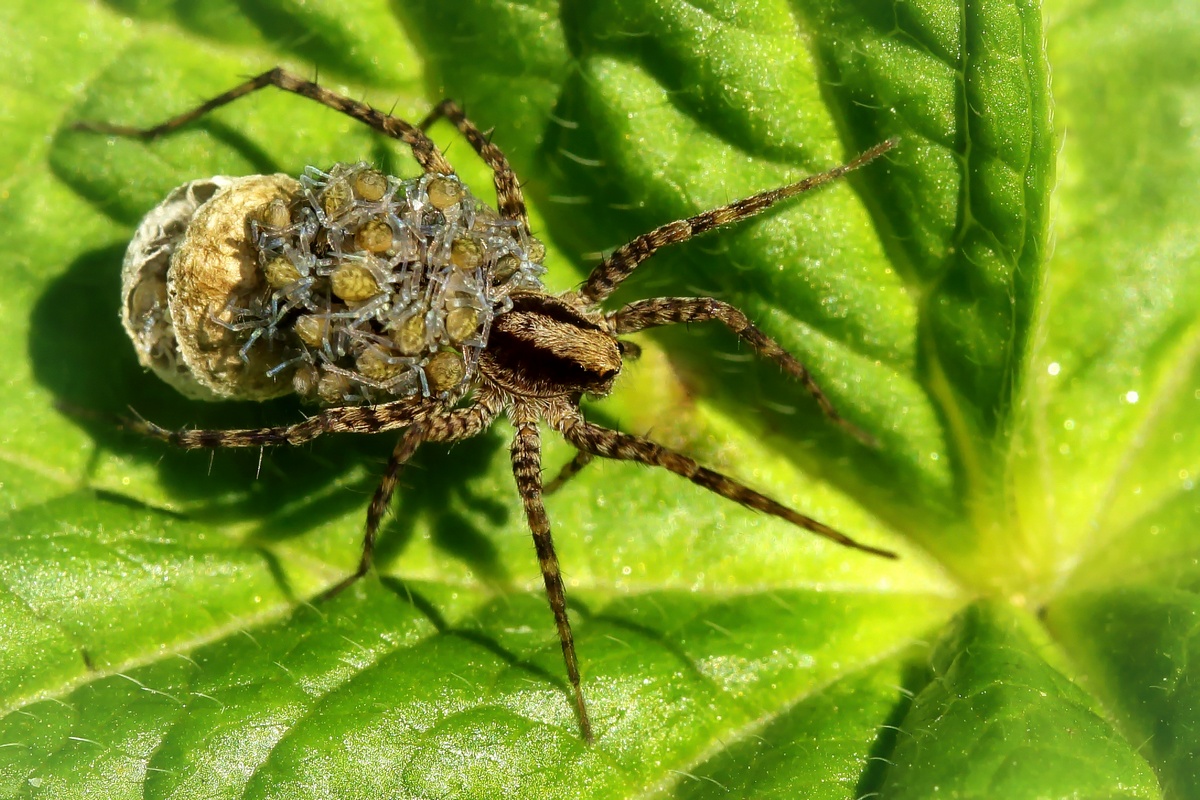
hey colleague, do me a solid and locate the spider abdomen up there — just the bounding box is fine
[478,293,621,398]
[122,164,550,407]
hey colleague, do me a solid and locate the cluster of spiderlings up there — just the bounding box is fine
[235,162,547,405]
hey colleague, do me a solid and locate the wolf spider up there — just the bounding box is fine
[81,67,897,742]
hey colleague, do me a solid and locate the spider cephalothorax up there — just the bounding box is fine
[85,67,897,743]
[480,294,623,398]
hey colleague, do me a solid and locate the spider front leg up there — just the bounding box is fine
[324,398,502,599]
[578,138,897,304]
[418,99,529,233]
[611,297,876,446]
[75,66,454,175]
[510,413,594,743]
[557,414,897,560]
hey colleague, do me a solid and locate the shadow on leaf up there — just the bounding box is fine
[31,242,515,589]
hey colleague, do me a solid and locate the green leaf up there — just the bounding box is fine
[1047,587,1200,798]
[883,602,1158,799]
[1,0,1197,797]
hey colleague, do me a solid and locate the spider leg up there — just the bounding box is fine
[578,138,897,304]
[510,412,594,743]
[323,397,500,598]
[74,67,454,175]
[418,99,529,234]
[543,449,595,495]
[119,396,435,449]
[323,424,427,599]
[557,415,897,560]
[611,297,875,446]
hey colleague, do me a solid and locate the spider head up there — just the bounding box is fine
[478,292,622,399]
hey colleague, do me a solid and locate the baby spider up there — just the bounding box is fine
[81,67,897,743]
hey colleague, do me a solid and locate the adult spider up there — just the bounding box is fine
[81,67,897,743]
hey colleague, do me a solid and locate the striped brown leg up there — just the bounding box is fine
[578,139,897,304]
[325,398,503,598]
[543,450,594,495]
[510,414,593,742]
[612,297,875,446]
[558,416,897,560]
[323,425,425,598]
[418,99,529,233]
[123,398,435,448]
[75,67,454,175]
[116,396,435,449]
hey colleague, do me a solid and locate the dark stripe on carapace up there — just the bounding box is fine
[486,327,611,389]
[480,306,622,398]
[507,293,606,333]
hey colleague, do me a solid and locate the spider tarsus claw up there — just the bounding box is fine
[72,120,112,134]
[858,136,900,164]
[54,398,128,429]
[53,397,92,419]
[846,424,880,449]
[72,120,157,140]
[861,543,899,560]
[321,570,368,601]
[834,527,897,560]
[572,689,595,744]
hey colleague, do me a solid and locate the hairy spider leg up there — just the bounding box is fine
[418,99,530,234]
[543,449,595,495]
[534,388,895,740]
[556,413,897,560]
[120,396,506,591]
[118,396,437,448]
[509,412,594,743]
[324,397,502,598]
[612,297,877,446]
[578,138,898,305]
[75,66,455,176]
